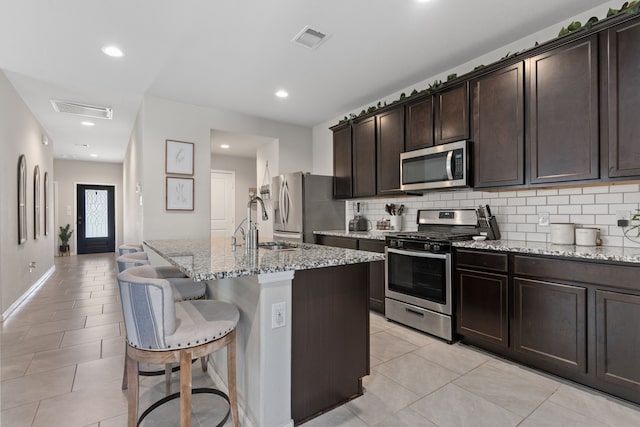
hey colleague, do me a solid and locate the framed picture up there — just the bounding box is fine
[18,155,27,244]
[165,139,194,175]
[44,172,49,236]
[166,177,194,211]
[34,165,40,239]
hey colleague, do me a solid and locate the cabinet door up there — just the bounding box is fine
[405,96,434,150]
[333,126,353,199]
[315,235,358,249]
[527,35,599,183]
[376,107,404,194]
[434,83,469,145]
[512,278,587,374]
[606,21,640,177]
[352,117,377,197]
[596,290,640,391]
[456,269,508,348]
[471,63,525,188]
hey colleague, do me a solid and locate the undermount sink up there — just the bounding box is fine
[259,241,298,251]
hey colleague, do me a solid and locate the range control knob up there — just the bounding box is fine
[424,243,431,251]
[433,244,441,252]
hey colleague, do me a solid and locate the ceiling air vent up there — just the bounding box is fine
[291,26,329,49]
[50,100,113,120]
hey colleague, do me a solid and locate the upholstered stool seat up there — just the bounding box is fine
[118,265,239,427]
[118,243,144,256]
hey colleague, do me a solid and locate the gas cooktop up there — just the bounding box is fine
[389,231,477,242]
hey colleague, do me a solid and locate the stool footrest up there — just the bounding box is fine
[137,387,230,427]
[138,359,197,377]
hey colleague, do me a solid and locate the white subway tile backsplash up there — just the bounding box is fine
[570,194,595,204]
[356,183,640,248]
[548,195,570,204]
[596,193,623,204]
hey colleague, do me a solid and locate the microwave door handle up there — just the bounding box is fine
[446,150,454,180]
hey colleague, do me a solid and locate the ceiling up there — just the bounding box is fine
[0,0,612,163]
[211,130,275,159]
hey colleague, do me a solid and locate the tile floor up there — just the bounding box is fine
[1,253,639,427]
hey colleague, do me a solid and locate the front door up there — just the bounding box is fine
[77,184,115,254]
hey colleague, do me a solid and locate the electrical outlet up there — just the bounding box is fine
[538,212,549,226]
[271,302,286,329]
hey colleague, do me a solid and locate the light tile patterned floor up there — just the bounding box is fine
[2,253,640,426]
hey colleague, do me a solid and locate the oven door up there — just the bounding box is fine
[385,247,452,315]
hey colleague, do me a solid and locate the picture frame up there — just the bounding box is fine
[18,155,27,244]
[165,139,194,176]
[44,171,49,236]
[34,165,40,239]
[166,177,194,211]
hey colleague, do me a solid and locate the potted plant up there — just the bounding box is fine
[59,224,73,254]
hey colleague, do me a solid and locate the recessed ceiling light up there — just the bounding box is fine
[101,45,124,58]
[275,90,289,98]
[90,154,98,158]
[220,144,230,149]
[81,121,95,127]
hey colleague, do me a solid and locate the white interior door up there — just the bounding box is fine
[211,170,235,237]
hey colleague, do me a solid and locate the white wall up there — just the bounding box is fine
[134,95,311,241]
[53,159,123,254]
[211,154,257,232]
[0,70,54,314]
[123,107,144,245]
[311,0,622,176]
[256,140,279,238]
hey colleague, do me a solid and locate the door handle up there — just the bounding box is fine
[405,308,425,317]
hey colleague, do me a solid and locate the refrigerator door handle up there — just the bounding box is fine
[279,178,286,225]
[284,180,291,225]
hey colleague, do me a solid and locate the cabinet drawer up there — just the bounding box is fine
[456,249,508,272]
[359,239,385,253]
[316,235,358,249]
[513,255,640,292]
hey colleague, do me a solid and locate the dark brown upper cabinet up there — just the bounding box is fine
[405,96,434,151]
[527,35,599,184]
[434,83,470,145]
[352,117,377,198]
[471,62,525,188]
[605,20,640,178]
[376,106,405,194]
[332,125,352,199]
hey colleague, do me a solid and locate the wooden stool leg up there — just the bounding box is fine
[165,363,172,395]
[227,330,239,427]
[200,356,208,372]
[180,350,193,427]
[126,348,139,427]
[122,342,128,390]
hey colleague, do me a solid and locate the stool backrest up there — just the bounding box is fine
[117,265,177,350]
[116,252,150,273]
[118,244,143,256]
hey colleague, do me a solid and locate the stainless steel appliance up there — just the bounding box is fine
[400,140,470,191]
[272,172,345,243]
[385,209,478,342]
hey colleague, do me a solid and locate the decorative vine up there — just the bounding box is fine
[338,1,640,126]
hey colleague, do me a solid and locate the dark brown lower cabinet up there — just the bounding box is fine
[456,269,508,348]
[292,264,369,424]
[315,235,386,314]
[512,278,587,374]
[596,290,640,391]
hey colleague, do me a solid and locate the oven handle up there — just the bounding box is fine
[387,247,448,259]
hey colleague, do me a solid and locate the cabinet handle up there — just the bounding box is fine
[405,308,424,317]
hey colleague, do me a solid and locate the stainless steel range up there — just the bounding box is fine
[385,209,478,342]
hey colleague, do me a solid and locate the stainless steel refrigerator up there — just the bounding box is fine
[272,172,345,243]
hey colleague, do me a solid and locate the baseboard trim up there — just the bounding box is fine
[1,265,56,322]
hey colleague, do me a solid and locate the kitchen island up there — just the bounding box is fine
[144,238,385,427]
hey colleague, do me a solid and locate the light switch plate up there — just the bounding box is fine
[271,302,286,329]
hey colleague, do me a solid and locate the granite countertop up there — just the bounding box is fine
[144,237,385,281]
[314,230,396,241]
[454,240,640,264]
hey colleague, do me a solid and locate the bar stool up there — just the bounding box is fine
[118,265,239,427]
[118,243,144,256]
[116,253,207,394]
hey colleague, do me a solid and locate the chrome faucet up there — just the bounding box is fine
[246,195,268,249]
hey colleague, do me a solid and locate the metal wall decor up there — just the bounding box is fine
[18,155,27,244]
[34,165,40,239]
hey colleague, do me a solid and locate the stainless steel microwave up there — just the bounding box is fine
[400,140,470,191]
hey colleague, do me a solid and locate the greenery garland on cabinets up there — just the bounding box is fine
[337,1,640,126]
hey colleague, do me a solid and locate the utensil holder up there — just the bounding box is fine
[390,216,403,231]
[477,216,501,240]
